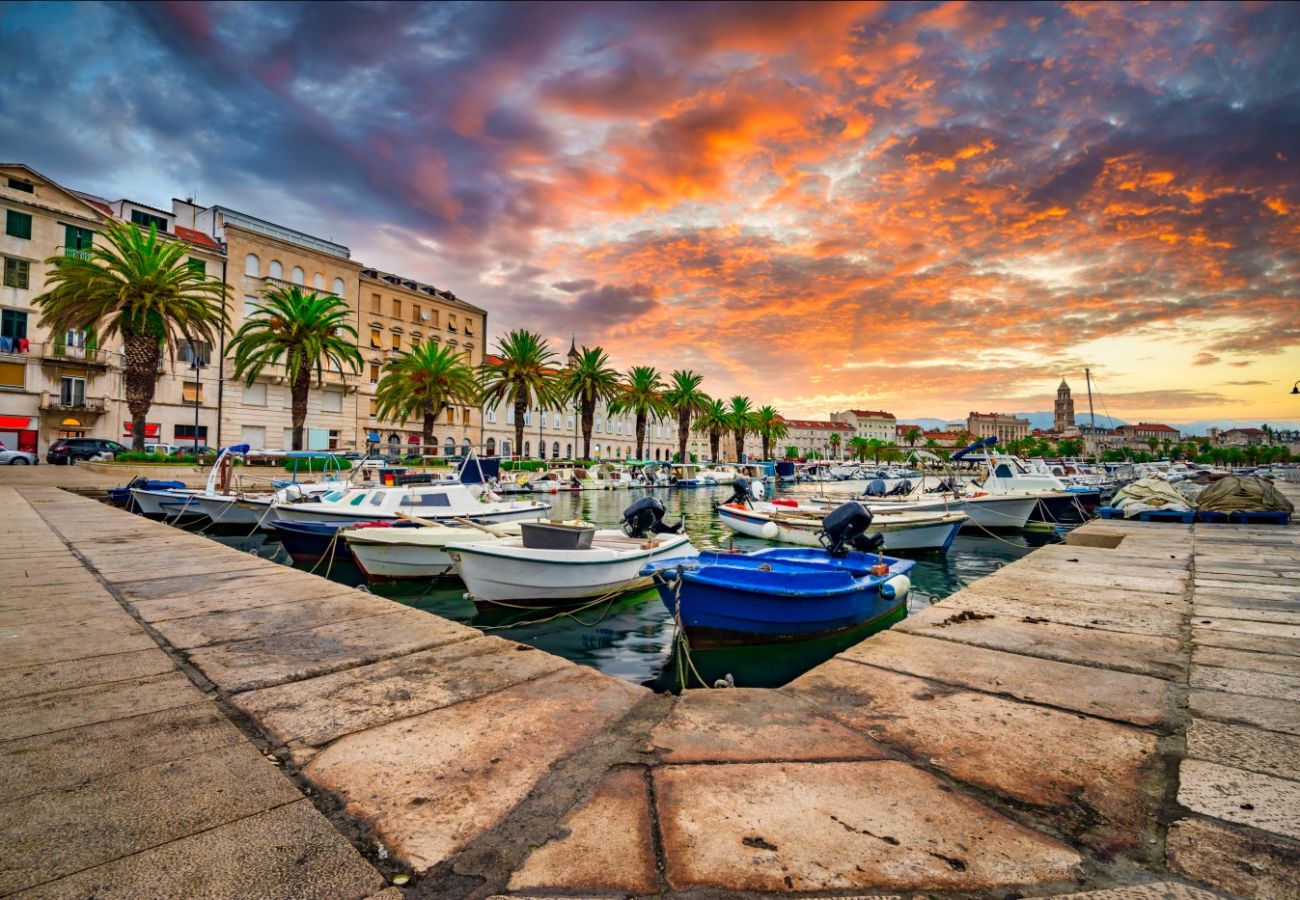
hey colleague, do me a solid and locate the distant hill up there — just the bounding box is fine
[1014,411,1127,430]
[893,413,1299,435]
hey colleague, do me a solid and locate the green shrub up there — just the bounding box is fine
[115,452,198,464]
[282,457,352,473]
[500,459,547,472]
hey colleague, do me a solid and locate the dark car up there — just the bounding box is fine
[46,437,128,465]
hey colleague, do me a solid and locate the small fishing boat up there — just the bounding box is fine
[107,478,186,510]
[672,463,707,487]
[642,501,915,648]
[699,464,739,485]
[271,519,419,566]
[447,498,698,607]
[271,482,550,526]
[526,465,595,492]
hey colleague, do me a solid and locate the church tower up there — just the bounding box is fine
[1054,379,1075,432]
[567,334,580,367]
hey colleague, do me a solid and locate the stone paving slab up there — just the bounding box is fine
[0,701,246,803]
[151,590,398,650]
[1193,644,1300,677]
[897,605,1187,679]
[654,760,1082,892]
[649,687,885,763]
[1185,719,1300,782]
[839,629,1172,726]
[508,767,659,894]
[937,584,1185,637]
[11,799,386,900]
[0,615,158,669]
[1193,626,1300,658]
[113,562,286,602]
[0,670,206,741]
[0,743,302,894]
[185,607,479,693]
[305,666,647,872]
[0,647,175,702]
[1166,815,1300,900]
[1177,759,1300,840]
[1189,689,1300,736]
[786,658,1161,854]
[234,635,569,756]
[1197,604,1300,626]
[130,574,366,621]
[1056,883,1225,899]
[1190,663,1300,701]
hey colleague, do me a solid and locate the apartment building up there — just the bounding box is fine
[1116,422,1180,450]
[830,409,896,443]
[966,411,1030,443]
[0,164,225,452]
[778,418,856,458]
[359,268,486,456]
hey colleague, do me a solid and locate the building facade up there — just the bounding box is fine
[1116,422,1180,450]
[778,418,856,458]
[966,411,1030,443]
[1054,379,1075,432]
[830,409,896,443]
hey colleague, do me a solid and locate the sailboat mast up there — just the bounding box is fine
[1085,367,1097,430]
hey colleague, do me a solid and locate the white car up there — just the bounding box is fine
[0,443,37,465]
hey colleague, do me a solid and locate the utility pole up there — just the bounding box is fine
[1085,367,1097,459]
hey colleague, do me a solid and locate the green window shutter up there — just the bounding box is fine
[2,257,29,289]
[187,257,206,275]
[86,328,97,351]
[5,211,32,240]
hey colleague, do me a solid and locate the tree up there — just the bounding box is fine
[829,432,842,458]
[375,341,478,455]
[479,329,558,460]
[849,436,869,461]
[755,406,788,460]
[608,365,665,460]
[663,370,710,468]
[865,438,885,464]
[560,346,620,461]
[726,395,756,462]
[925,437,939,450]
[226,286,359,451]
[693,398,730,462]
[784,445,800,459]
[34,221,230,451]
[904,426,921,448]
[1146,436,1160,454]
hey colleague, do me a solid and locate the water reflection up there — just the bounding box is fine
[197,482,1059,690]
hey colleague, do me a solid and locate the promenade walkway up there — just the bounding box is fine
[0,478,1296,898]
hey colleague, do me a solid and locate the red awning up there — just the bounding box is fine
[122,422,162,438]
[0,416,33,429]
[407,435,421,443]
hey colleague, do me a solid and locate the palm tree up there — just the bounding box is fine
[663,370,710,466]
[227,286,360,451]
[865,438,885,464]
[849,436,869,462]
[726,395,756,462]
[479,330,558,459]
[693,398,730,462]
[755,406,787,460]
[560,346,621,460]
[34,221,229,451]
[829,432,842,459]
[375,341,478,455]
[608,365,665,460]
[904,426,921,448]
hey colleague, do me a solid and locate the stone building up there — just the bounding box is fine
[830,409,896,443]
[966,411,1031,443]
[778,418,856,458]
[1054,379,1075,432]
[0,164,225,453]
[1116,422,1180,450]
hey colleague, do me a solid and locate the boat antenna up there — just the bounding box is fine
[1085,367,1096,432]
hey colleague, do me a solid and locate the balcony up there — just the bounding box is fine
[39,342,112,369]
[64,248,92,261]
[260,275,342,298]
[40,393,107,417]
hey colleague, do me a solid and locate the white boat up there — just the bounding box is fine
[591,463,636,489]
[448,527,698,607]
[774,490,1036,531]
[717,501,966,552]
[698,464,739,485]
[272,482,550,525]
[129,486,204,517]
[527,466,597,492]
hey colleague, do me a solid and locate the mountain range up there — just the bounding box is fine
[898,414,1300,434]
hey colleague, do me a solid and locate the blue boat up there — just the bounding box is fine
[272,519,418,565]
[107,478,186,510]
[642,547,915,649]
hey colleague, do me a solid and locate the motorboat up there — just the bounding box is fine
[699,464,739,485]
[774,486,1037,531]
[271,482,550,526]
[591,463,636,489]
[526,466,596,492]
[952,438,1098,524]
[107,477,186,510]
[447,498,698,607]
[643,502,914,648]
[272,519,420,566]
[672,463,707,487]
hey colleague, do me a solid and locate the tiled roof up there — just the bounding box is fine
[1126,422,1179,433]
[848,409,895,418]
[174,225,222,251]
[781,419,854,430]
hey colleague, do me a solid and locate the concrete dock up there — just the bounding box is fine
[1,475,1297,898]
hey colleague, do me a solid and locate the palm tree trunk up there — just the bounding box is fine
[290,361,311,451]
[514,396,526,459]
[709,428,720,462]
[677,410,690,463]
[122,333,161,453]
[581,400,594,460]
[422,400,435,456]
[761,434,771,460]
[735,430,745,462]
[635,413,646,460]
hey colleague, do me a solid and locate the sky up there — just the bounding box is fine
[2,1,1298,425]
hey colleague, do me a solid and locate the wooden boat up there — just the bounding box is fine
[643,547,914,648]
[717,501,965,552]
[345,519,590,582]
[271,519,418,566]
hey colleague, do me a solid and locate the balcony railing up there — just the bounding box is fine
[64,248,92,261]
[40,393,107,416]
[39,342,112,367]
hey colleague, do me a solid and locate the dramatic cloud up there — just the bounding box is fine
[3,0,1298,422]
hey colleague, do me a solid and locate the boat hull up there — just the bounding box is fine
[272,502,546,527]
[192,495,273,527]
[345,527,515,582]
[718,505,964,552]
[449,533,698,607]
[1030,490,1096,524]
[130,488,201,518]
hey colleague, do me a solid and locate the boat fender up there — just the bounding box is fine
[880,574,911,601]
[761,521,780,539]
[771,498,798,507]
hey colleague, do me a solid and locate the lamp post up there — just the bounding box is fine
[190,353,204,455]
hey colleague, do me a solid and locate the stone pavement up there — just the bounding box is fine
[0,481,1297,898]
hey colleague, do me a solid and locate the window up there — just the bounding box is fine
[428,309,439,327]
[177,339,210,367]
[333,277,345,296]
[268,260,283,279]
[390,333,401,351]
[5,211,32,240]
[486,408,496,423]
[244,253,260,276]
[328,429,340,450]
[568,415,574,428]
[448,314,458,332]
[0,361,24,388]
[240,425,266,448]
[182,381,203,404]
[506,407,515,424]
[369,398,378,417]
[60,376,86,406]
[291,266,305,284]
[524,441,530,457]
[552,441,560,457]
[369,363,379,384]
[243,296,260,320]
[463,408,470,424]
[313,273,324,290]
[370,330,381,348]
[187,257,206,275]
[7,178,34,194]
[412,304,421,323]
[175,424,208,441]
[400,491,452,509]
[445,437,456,455]
[391,298,401,318]
[3,257,28,289]
[322,390,343,413]
[1,309,27,340]
[595,419,602,433]
[244,382,267,406]
[370,292,381,313]
[130,209,168,232]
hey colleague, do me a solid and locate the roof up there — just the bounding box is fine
[174,225,222,251]
[1126,422,1179,433]
[361,267,486,315]
[482,354,562,376]
[1222,427,1263,435]
[781,419,854,430]
[848,409,895,419]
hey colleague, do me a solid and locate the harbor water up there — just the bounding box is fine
[198,483,1057,690]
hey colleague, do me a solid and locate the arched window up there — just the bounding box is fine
[444,437,455,456]
[566,443,572,458]
[333,277,345,296]
[539,442,547,460]
[313,273,324,290]
[269,260,283,279]
[485,437,496,456]
[244,253,259,276]
[593,443,601,458]
[291,266,305,285]
[387,434,400,455]
[552,441,560,458]
[523,441,531,458]
[462,438,472,457]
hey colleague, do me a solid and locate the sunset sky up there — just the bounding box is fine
[2,1,1297,425]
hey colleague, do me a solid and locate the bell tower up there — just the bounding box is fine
[1054,379,1075,432]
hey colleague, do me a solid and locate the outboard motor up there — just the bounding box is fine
[863,478,887,498]
[816,501,885,558]
[622,497,683,538]
[887,479,912,496]
[723,476,753,508]
[925,477,958,494]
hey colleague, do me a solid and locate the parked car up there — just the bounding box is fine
[46,438,128,465]
[144,442,180,456]
[170,445,215,457]
[0,442,38,465]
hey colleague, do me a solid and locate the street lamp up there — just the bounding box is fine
[189,352,204,455]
